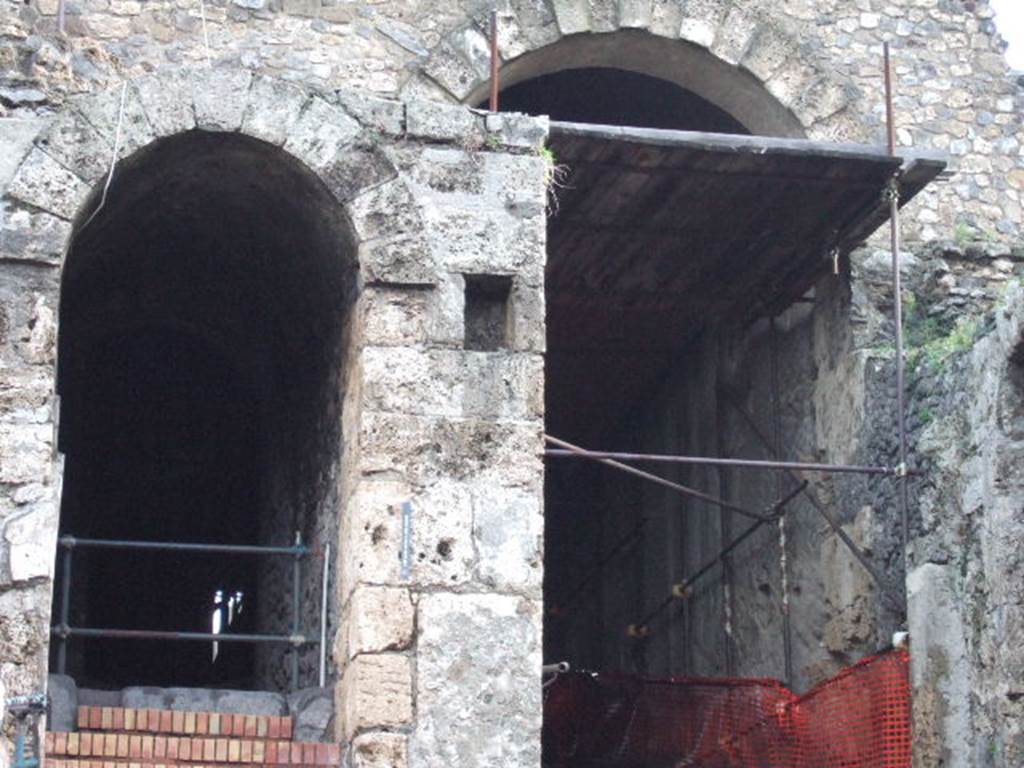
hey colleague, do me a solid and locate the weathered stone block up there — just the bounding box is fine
[0,422,52,485]
[711,6,758,65]
[341,474,481,594]
[6,148,90,221]
[339,654,412,740]
[321,145,398,203]
[588,0,617,31]
[350,732,408,768]
[335,89,405,136]
[550,0,590,35]
[448,26,492,81]
[72,83,155,157]
[0,119,45,191]
[405,99,480,143]
[47,674,78,732]
[619,0,653,29]
[472,485,543,594]
[133,70,196,138]
[411,593,541,768]
[421,206,543,276]
[359,286,430,347]
[339,479,411,600]
[649,0,683,38]
[405,146,485,196]
[283,96,361,171]
[359,347,543,421]
[341,585,414,660]
[484,111,549,150]
[357,411,543,490]
[741,24,797,84]
[765,59,817,114]
[286,687,334,742]
[241,75,309,146]
[421,43,482,102]
[33,109,110,184]
[192,68,252,132]
[358,236,437,286]
[348,179,423,242]
[4,498,58,582]
[508,0,561,48]
[0,202,70,266]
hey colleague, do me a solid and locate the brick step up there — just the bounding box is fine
[45,732,340,766]
[76,707,293,740]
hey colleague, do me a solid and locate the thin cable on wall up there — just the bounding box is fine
[77,81,128,235]
[199,0,213,67]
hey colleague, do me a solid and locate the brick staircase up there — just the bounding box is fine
[45,706,341,767]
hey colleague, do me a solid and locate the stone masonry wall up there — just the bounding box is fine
[0,69,549,768]
[0,0,1020,240]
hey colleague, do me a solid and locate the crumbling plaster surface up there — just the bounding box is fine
[0,68,548,767]
[0,0,1020,239]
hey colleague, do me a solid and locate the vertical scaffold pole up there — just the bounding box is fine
[884,43,911,568]
[770,317,794,688]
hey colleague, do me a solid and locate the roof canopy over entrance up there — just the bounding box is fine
[545,122,946,441]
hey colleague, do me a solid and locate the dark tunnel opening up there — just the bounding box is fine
[53,131,355,691]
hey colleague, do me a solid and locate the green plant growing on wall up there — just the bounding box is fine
[538,144,571,216]
[902,291,983,370]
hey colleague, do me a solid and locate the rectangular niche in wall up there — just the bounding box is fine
[464,274,512,351]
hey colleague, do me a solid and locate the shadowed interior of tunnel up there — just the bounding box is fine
[52,131,355,691]
[493,68,749,132]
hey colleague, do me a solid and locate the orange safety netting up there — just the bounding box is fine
[543,649,911,767]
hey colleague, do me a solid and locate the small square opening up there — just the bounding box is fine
[464,274,512,351]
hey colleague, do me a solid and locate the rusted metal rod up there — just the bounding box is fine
[884,42,912,562]
[545,435,772,523]
[671,482,808,603]
[544,449,907,476]
[489,10,500,112]
[719,386,907,613]
[631,482,807,635]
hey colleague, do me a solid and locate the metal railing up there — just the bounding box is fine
[51,532,319,690]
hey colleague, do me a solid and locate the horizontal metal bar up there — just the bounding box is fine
[58,536,309,557]
[545,435,772,523]
[51,626,315,646]
[544,449,906,476]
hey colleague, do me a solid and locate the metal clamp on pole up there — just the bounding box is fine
[6,693,49,768]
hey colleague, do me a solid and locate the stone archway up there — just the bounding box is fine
[0,64,420,694]
[1,65,552,766]
[404,1,856,137]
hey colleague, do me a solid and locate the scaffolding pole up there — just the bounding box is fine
[545,435,773,523]
[629,481,808,636]
[720,386,908,614]
[884,42,912,565]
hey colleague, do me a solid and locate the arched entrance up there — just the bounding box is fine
[53,130,356,691]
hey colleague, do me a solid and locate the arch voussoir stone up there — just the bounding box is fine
[619,0,655,30]
[422,41,485,102]
[241,75,311,146]
[132,68,197,138]
[32,109,111,185]
[191,68,253,132]
[282,95,362,173]
[70,83,157,160]
[6,147,90,222]
[550,0,591,35]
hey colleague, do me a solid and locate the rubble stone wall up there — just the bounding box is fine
[0,0,1020,240]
